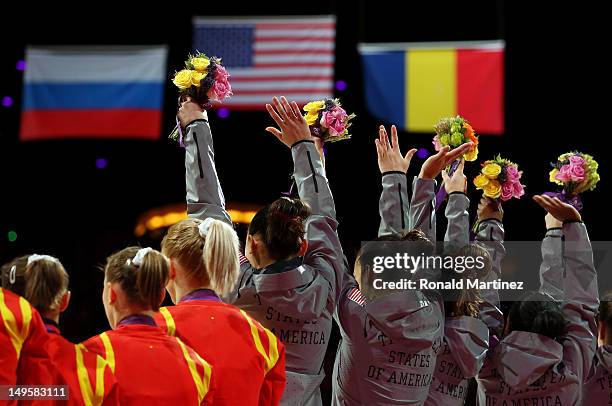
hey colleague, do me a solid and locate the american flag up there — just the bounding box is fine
[193,16,335,109]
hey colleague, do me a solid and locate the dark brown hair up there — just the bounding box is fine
[1,255,69,314]
[599,291,612,330]
[104,247,169,311]
[248,197,311,261]
[445,243,492,318]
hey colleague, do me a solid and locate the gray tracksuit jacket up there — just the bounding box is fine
[584,344,612,405]
[183,123,342,406]
[476,222,599,406]
[331,172,445,405]
[425,192,491,406]
[536,227,612,405]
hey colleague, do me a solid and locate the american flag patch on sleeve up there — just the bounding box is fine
[239,253,250,266]
[347,287,365,306]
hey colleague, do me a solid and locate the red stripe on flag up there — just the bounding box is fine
[20,109,161,141]
[256,23,335,29]
[254,49,335,56]
[456,49,504,135]
[231,76,333,82]
[255,37,334,43]
[232,89,333,95]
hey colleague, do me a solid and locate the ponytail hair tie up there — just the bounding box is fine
[27,254,60,267]
[128,247,154,267]
[198,217,215,238]
[9,265,16,285]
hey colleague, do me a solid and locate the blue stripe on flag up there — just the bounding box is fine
[23,82,164,111]
[361,51,405,126]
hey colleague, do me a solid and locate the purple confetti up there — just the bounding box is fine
[95,158,108,169]
[217,108,230,119]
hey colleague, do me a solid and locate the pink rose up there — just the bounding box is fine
[501,182,514,201]
[505,165,520,182]
[555,165,573,183]
[215,65,230,81]
[512,181,525,198]
[568,155,585,166]
[568,163,585,181]
[321,106,348,137]
[432,135,442,151]
[210,78,232,101]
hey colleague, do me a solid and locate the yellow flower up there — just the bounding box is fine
[191,57,210,73]
[173,69,193,90]
[549,168,563,185]
[464,145,478,162]
[482,179,502,199]
[303,100,325,125]
[473,174,490,189]
[191,70,206,87]
[482,163,502,179]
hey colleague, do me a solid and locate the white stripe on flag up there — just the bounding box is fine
[254,55,333,63]
[254,42,334,51]
[255,29,335,37]
[230,67,333,78]
[24,46,168,83]
[234,80,332,90]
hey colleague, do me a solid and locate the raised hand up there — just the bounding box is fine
[419,142,473,180]
[374,125,417,173]
[178,97,208,128]
[533,195,581,223]
[477,196,504,222]
[441,159,466,194]
[265,96,313,148]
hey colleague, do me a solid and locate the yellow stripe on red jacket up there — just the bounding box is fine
[155,301,286,406]
[82,322,214,405]
[0,288,53,389]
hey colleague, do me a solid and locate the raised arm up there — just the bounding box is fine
[375,125,416,237]
[539,213,565,301]
[409,143,473,242]
[533,195,598,382]
[474,197,506,338]
[442,160,470,250]
[178,100,232,225]
[265,97,347,302]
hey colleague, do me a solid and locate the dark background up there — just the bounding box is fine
[0,1,608,400]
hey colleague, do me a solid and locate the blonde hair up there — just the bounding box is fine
[1,255,69,314]
[162,218,240,297]
[105,247,169,311]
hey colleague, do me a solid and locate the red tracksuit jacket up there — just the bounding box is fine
[82,315,215,405]
[1,288,55,405]
[44,320,118,405]
[155,289,286,406]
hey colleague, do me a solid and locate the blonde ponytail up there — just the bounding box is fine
[162,218,240,296]
[201,219,240,297]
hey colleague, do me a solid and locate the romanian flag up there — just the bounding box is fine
[20,46,168,141]
[359,41,504,134]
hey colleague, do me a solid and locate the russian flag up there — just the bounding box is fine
[20,46,168,141]
[359,41,504,135]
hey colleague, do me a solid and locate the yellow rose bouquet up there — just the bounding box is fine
[302,98,356,143]
[474,155,525,201]
[169,51,232,144]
